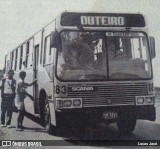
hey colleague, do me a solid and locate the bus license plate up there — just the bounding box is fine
[103,112,118,119]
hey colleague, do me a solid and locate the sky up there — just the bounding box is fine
[0,0,160,86]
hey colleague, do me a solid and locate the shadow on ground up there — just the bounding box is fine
[24,111,139,146]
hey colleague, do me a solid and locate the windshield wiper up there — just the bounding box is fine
[77,25,96,51]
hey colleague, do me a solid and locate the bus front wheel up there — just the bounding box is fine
[116,118,136,135]
[43,100,52,134]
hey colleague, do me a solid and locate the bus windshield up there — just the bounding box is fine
[57,31,151,81]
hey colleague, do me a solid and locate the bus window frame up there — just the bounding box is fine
[26,39,33,69]
[19,45,23,70]
[34,44,40,67]
[10,51,14,70]
[43,35,53,66]
[14,48,19,71]
[40,29,44,65]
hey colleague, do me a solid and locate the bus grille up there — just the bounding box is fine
[67,83,148,107]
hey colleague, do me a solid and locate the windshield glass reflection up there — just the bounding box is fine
[57,31,151,81]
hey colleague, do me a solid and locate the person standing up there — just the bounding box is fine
[1,70,16,127]
[15,71,37,131]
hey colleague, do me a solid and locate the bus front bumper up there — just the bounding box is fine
[55,105,156,126]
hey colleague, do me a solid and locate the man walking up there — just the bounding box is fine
[1,70,16,127]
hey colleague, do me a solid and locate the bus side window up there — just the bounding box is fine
[19,45,23,70]
[49,40,54,64]
[43,35,54,80]
[26,41,29,68]
[26,40,33,68]
[44,36,51,64]
[17,47,21,71]
[6,60,10,72]
[35,44,39,67]
[22,43,26,69]
[14,48,18,71]
[6,53,11,72]
[13,50,16,71]
[11,51,14,70]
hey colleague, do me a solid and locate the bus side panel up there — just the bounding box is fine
[38,20,56,124]
[49,99,56,126]
[38,66,56,125]
[33,31,43,114]
[24,68,35,114]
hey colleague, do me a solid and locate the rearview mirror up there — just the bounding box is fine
[149,36,156,59]
[50,31,61,48]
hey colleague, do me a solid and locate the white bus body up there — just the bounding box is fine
[4,12,156,134]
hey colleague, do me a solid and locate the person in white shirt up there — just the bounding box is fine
[1,70,16,127]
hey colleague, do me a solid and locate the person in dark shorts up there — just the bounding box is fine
[1,70,16,128]
[15,71,37,131]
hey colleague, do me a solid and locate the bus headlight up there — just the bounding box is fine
[136,96,155,105]
[137,97,144,104]
[145,97,152,103]
[56,98,82,109]
[64,100,72,107]
[73,99,81,106]
[56,100,64,108]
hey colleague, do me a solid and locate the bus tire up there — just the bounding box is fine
[44,100,52,134]
[39,90,46,121]
[116,118,136,135]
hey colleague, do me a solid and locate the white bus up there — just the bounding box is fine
[4,12,156,134]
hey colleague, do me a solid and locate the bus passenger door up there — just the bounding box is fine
[33,44,39,114]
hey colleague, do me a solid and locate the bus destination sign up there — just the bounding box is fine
[81,16,124,26]
[61,12,145,27]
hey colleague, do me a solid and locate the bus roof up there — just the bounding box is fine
[6,11,146,55]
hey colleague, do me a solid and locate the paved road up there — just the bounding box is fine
[0,99,160,148]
